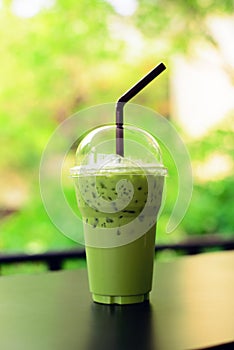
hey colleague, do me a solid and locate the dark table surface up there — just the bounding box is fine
[0,251,233,350]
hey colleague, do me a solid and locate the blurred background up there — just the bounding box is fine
[0,0,234,273]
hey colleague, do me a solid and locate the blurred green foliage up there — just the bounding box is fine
[0,0,233,257]
[181,115,234,236]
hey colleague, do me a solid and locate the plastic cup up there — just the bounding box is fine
[70,124,167,304]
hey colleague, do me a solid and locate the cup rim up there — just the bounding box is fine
[70,164,168,177]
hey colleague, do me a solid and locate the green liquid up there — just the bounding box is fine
[75,171,164,304]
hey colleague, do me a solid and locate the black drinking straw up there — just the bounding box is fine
[116,62,166,156]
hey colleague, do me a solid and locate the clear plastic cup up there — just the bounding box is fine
[70,124,167,304]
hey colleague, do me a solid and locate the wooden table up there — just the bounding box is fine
[0,251,233,350]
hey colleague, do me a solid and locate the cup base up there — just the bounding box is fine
[92,292,150,305]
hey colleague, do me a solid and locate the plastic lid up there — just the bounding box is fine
[70,124,167,176]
